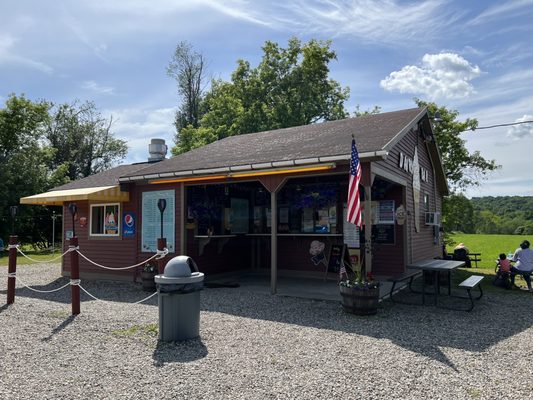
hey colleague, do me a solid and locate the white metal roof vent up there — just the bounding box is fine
[148,138,167,162]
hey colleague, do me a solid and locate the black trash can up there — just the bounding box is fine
[155,256,204,341]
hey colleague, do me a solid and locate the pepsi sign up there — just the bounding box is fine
[123,211,136,237]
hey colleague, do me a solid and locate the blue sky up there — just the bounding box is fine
[1,0,533,197]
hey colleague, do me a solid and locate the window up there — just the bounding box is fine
[423,193,430,211]
[90,204,120,236]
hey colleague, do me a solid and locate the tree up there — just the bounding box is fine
[442,194,474,233]
[45,101,127,180]
[416,99,499,191]
[0,94,65,245]
[172,38,350,154]
[1,95,127,246]
[167,41,207,152]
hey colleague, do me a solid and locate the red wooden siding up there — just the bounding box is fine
[62,183,183,280]
[374,125,443,266]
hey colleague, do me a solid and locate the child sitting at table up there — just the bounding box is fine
[493,253,512,289]
[498,253,511,274]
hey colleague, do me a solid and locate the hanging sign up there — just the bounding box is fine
[123,211,136,237]
[396,205,406,225]
[343,204,360,248]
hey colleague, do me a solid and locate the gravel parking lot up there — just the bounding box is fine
[1,263,532,400]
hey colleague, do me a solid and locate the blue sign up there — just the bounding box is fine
[123,211,136,237]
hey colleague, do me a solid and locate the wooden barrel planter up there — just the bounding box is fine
[339,285,380,315]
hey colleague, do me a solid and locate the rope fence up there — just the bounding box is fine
[8,244,75,264]
[4,236,169,311]
[78,284,158,304]
[3,272,159,304]
[75,247,168,271]
[10,243,169,271]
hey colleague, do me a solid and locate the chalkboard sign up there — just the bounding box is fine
[372,224,395,244]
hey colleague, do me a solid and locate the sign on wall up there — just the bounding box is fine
[123,211,136,238]
[343,204,360,248]
[141,190,175,253]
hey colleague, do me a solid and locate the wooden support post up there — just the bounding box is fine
[157,238,167,274]
[7,235,18,305]
[364,185,373,274]
[270,191,277,294]
[180,182,185,255]
[70,237,80,315]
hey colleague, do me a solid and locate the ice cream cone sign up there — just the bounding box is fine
[105,211,117,234]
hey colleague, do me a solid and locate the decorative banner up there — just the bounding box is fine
[123,211,136,237]
[412,146,421,232]
[141,190,175,253]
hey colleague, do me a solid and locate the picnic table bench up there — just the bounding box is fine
[457,275,484,311]
[388,269,423,303]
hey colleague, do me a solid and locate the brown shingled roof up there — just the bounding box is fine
[121,107,425,179]
[52,163,153,191]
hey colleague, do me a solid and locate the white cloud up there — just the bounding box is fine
[85,0,459,46]
[380,53,481,100]
[81,80,115,95]
[0,33,53,74]
[272,0,461,45]
[106,107,176,163]
[507,115,533,139]
[61,9,108,61]
[469,0,533,25]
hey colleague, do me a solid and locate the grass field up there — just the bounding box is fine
[0,248,64,267]
[447,233,533,292]
[447,233,531,269]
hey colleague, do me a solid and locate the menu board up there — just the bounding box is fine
[343,205,360,248]
[378,200,395,224]
[141,190,175,253]
[372,224,395,245]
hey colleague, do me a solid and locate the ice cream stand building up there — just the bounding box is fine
[21,107,448,292]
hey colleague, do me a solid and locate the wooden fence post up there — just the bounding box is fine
[70,237,80,315]
[7,235,18,305]
[157,238,167,274]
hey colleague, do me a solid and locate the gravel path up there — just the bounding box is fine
[1,263,532,400]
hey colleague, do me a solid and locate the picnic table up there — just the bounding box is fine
[469,252,481,268]
[407,259,465,306]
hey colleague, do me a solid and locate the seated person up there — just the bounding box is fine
[442,244,453,260]
[493,253,512,289]
[497,253,511,274]
[453,243,471,268]
[510,240,533,292]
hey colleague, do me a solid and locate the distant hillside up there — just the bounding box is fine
[470,196,533,234]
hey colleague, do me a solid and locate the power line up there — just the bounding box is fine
[460,119,533,132]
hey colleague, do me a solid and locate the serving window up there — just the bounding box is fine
[276,177,344,234]
[90,203,120,237]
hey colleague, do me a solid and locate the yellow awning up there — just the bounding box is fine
[20,185,129,206]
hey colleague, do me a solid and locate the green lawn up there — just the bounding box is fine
[0,248,64,267]
[447,233,530,269]
[447,233,532,292]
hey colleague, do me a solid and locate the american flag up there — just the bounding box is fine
[339,263,347,278]
[347,138,362,227]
